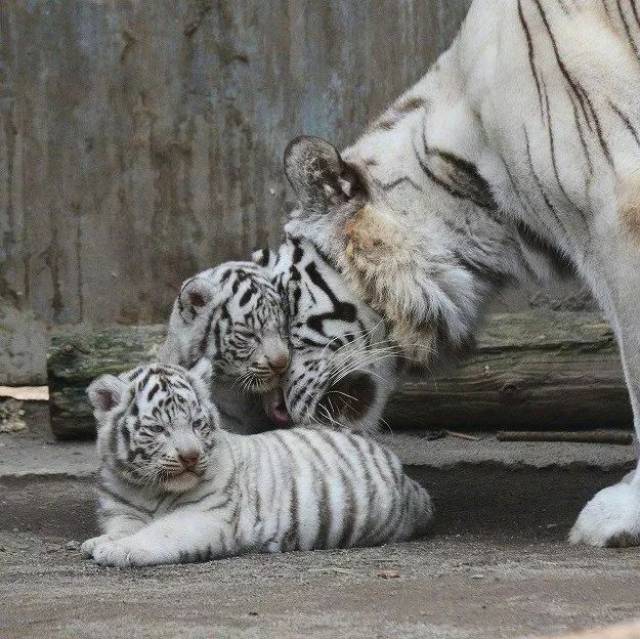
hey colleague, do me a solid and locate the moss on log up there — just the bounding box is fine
[48,313,631,440]
[48,325,166,439]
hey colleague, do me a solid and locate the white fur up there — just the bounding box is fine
[284,0,640,546]
[82,363,433,567]
[257,235,399,432]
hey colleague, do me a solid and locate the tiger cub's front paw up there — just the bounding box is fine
[81,534,115,559]
[91,539,159,568]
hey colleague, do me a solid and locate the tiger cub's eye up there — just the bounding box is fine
[147,423,165,434]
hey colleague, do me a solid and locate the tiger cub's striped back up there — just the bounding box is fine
[82,362,433,567]
[236,426,433,552]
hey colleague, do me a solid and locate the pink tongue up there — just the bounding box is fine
[263,389,290,428]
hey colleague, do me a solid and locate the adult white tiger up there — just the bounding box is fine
[81,362,433,567]
[253,235,398,432]
[283,0,640,547]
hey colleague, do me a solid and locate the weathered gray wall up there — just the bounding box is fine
[0,0,476,329]
[0,0,592,383]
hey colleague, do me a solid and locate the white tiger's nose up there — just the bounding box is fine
[267,352,290,374]
[178,449,200,470]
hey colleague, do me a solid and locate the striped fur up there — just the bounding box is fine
[159,261,290,433]
[283,0,640,546]
[81,363,433,567]
[254,235,398,432]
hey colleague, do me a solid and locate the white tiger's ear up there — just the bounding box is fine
[284,136,365,212]
[87,374,127,413]
[178,276,213,319]
[188,358,213,389]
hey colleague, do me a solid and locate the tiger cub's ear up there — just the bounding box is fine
[251,247,277,270]
[251,247,270,267]
[178,275,214,321]
[87,374,127,414]
[283,135,365,213]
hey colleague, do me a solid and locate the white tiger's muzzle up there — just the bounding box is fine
[315,371,378,427]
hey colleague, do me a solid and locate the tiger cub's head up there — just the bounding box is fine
[160,262,290,394]
[254,237,398,432]
[88,360,219,493]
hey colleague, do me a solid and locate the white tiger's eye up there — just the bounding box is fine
[192,418,210,432]
[147,423,165,434]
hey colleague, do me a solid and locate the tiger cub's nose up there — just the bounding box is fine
[178,450,200,470]
[267,353,290,374]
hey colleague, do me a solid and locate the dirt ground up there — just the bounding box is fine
[2,466,639,639]
[2,527,640,639]
[2,418,639,639]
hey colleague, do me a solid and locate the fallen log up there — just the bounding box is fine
[48,312,632,440]
[496,430,633,445]
[48,325,166,439]
[384,311,631,431]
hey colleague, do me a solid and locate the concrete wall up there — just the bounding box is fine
[0,0,591,383]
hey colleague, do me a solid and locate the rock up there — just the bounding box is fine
[0,302,47,386]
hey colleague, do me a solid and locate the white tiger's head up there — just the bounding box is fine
[281,131,535,367]
[88,360,219,494]
[160,262,290,393]
[254,237,398,432]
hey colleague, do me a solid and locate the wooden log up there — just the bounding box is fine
[48,325,166,439]
[385,311,631,431]
[496,430,633,445]
[48,312,632,440]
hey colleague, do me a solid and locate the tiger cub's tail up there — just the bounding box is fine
[402,475,435,539]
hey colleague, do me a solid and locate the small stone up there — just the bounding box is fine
[422,430,446,441]
[376,570,400,579]
[471,573,485,580]
[248,612,259,617]
[65,540,80,551]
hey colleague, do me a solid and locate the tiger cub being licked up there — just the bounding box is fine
[159,261,290,433]
[81,361,433,567]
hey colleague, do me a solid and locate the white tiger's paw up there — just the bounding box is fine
[569,481,640,547]
[81,534,115,558]
[91,539,158,568]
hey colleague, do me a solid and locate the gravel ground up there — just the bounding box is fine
[2,416,639,639]
[2,528,640,639]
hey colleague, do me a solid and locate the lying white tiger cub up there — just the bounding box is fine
[81,361,433,567]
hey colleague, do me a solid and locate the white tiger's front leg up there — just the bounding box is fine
[88,511,235,567]
[570,192,640,547]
